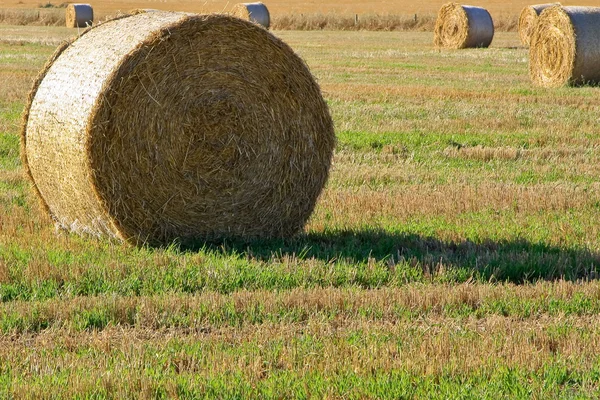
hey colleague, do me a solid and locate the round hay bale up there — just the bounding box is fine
[65,3,93,28]
[529,5,600,87]
[433,3,494,49]
[232,2,270,29]
[21,12,335,246]
[518,3,559,46]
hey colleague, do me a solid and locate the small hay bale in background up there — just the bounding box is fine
[21,12,335,246]
[65,3,93,28]
[518,3,559,46]
[433,2,494,49]
[232,2,270,29]
[529,5,600,87]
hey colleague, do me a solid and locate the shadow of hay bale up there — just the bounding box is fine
[184,229,600,284]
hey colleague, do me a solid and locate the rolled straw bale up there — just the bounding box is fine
[232,2,270,29]
[21,12,335,246]
[65,3,93,28]
[433,3,494,49]
[529,5,600,87]
[518,3,559,46]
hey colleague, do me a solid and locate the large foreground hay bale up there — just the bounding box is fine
[21,12,335,246]
[518,3,559,46]
[433,3,494,49]
[529,5,600,87]
[65,3,93,28]
[232,2,270,29]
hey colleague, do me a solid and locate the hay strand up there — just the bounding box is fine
[232,2,270,29]
[21,12,335,246]
[529,5,600,87]
[65,3,93,28]
[433,3,494,49]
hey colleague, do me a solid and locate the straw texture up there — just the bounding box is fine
[433,3,494,49]
[529,5,600,87]
[22,12,335,246]
[65,3,93,28]
[518,3,558,46]
[232,2,270,29]
[128,9,159,15]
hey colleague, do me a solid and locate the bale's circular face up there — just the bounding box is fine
[529,7,575,87]
[23,13,335,245]
[518,7,539,46]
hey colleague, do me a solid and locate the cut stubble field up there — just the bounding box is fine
[2,25,600,397]
[3,0,600,32]
[5,0,600,16]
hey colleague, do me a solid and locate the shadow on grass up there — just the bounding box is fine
[180,229,600,284]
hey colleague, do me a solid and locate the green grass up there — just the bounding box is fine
[5,362,600,399]
[2,28,600,397]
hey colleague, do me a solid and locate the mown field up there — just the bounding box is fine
[3,0,600,16]
[2,0,600,31]
[3,24,600,398]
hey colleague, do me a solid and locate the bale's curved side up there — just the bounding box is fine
[232,2,270,29]
[22,12,335,246]
[462,6,494,48]
[518,3,558,46]
[65,3,93,28]
[529,6,600,87]
[434,3,493,49]
[20,40,73,219]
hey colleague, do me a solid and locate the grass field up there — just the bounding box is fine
[3,25,600,398]
[2,0,600,31]
[3,0,600,16]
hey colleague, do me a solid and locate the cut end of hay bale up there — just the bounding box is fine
[65,3,93,28]
[232,2,270,29]
[518,3,560,46]
[433,2,494,49]
[529,5,574,88]
[22,12,335,246]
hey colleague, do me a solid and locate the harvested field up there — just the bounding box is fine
[2,25,600,397]
[2,0,600,16]
[0,0,597,31]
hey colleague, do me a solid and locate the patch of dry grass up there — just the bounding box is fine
[4,0,600,18]
[0,7,525,32]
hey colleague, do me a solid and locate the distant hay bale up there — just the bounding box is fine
[433,3,494,49]
[232,2,270,29]
[529,5,600,87]
[21,12,335,246]
[518,3,559,46]
[65,3,93,28]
